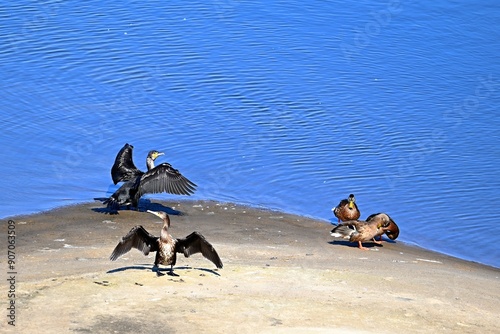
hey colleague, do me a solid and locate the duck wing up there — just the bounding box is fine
[136,163,197,197]
[356,219,385,241]
[175,232,223,268]
[110,225,159,261]
[330,220,360,239]
[111,143,144,184]
[365,212,381,222]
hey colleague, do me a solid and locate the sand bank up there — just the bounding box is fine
[2,200,498,333]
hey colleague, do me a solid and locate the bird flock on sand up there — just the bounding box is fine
[330,194,399,250]
[98,144,400,277]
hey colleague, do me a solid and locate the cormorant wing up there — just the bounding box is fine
[175,232,223,268]
[111,143,143,184]
[136,163,197,197]
[104,179,139,210]
[110,225,159,261]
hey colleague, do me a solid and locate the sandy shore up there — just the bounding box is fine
[2,200,499,333]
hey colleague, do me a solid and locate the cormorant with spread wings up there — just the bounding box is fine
[102,143,197,212]
[110,210,223,276]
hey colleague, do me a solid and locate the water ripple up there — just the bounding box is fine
[1,0,499,268]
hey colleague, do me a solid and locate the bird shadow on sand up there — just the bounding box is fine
[107,264,221,276]
[91,199,184,216]
[327,240,385,249]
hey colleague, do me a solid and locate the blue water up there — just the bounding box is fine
[1,1,499,268]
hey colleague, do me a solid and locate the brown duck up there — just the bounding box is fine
[332,194,361,222]
[366,212,400,241]
[110,210,223,276]
[330,213,396,250]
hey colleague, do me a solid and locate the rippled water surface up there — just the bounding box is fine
[1,1,499,268]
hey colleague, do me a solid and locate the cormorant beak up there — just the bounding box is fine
[147,210,170,227]
[146,210,162,218]
[154,152,165,159]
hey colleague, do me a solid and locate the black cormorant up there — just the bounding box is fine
[102,143,197,212]
[110,210,223,276]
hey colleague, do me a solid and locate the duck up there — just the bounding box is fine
[366,212,400,241]
[330,213,396,250]
[110,210,222,276]
[332,194,360,222]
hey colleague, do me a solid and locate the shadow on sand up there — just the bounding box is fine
[91,198,184,216]
[327,239,397,249]
[106,264,221,277]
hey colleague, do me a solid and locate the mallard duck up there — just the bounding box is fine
[330,213,395,250]
[366,212,399,241]
[110,210,222,276]
[332,194,360,222]
[101,143,197,213]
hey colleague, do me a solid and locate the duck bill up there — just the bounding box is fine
[349,201,354,209]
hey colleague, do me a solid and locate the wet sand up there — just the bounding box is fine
[3,200,499,333]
